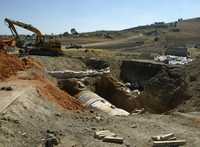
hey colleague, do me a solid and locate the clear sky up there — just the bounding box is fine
[0,0,200,35]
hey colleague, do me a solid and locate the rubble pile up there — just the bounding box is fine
[154,55,193,65]
[152,133,186,147]
[94,130,124,144]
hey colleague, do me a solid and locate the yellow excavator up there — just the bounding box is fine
[4,18,63,56]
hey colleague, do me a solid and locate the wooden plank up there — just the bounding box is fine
[94,130,116,139]
[152,133,175,141]
[103,136,124,144]
[153,140,186,147]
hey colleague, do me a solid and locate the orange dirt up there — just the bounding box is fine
[0,50,83,110]
[22,57,44,70]
[0,51,25,80]
[0,38,15,49]
[32,73,83,110]
[0,51,45,80]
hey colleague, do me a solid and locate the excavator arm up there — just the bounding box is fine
[4,18,44,44]
[4,18,63,56]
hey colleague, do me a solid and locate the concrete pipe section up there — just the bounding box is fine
[76,91,129,116]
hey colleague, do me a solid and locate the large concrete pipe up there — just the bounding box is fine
[76,91,129,116]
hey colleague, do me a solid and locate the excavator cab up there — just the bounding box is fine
[4,18,63,56]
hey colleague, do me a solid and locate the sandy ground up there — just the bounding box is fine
[0,78,199,147]
[1,18,200,146]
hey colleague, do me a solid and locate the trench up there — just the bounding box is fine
[56,59,189,114]
[94,60,165,112]
[120,60,163,90]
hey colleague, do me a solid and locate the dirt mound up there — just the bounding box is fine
[22,57,44,70]
[0,50,46,81]
[35,75,83,110]
[0,51,25,80]
[0,51,83,110]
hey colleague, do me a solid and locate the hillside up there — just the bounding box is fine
[1,17,200,147]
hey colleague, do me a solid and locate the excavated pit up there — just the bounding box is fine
[57,59,190,114]
[120,60,164,90]
[84,58,110,70]
[119,60,190,113]
[95,75,141,112]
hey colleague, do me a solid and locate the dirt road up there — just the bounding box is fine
[83,34,144,49]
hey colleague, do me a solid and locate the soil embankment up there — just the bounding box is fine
[0,51,83,110]
[120,59,189,113]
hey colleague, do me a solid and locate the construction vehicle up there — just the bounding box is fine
[4,18,63,56]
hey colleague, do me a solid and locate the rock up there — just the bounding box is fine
[1,86,13,91]
[130,124,137,128]
[125,143,131,147]
[1,116,19,124]
[94,130,116,139]
[134,108,145,114]
[45,138,58,147]
[91,127,96,130]
[21,132,27,137]
[45,130,59,147]
[55,113,62,117]
[95,116,102,121]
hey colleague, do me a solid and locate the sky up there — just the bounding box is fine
[0,0,200,35]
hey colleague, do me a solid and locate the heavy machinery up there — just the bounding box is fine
[4,18,63,56]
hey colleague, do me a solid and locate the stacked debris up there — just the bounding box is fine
[152,133,186,147]
[48,68,110,79]
[94,130,124,144]
[154,55,193,65]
